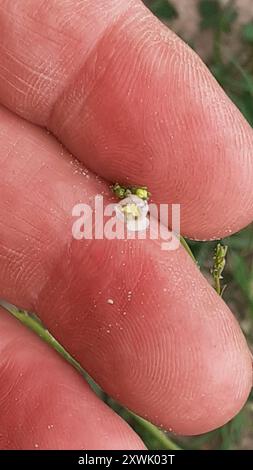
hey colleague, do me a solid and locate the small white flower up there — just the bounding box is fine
[115,195,149,232]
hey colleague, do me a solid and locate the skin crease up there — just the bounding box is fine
[0,0,252,449]
[0,307,145,450]
[0,1,253,238]
[0,107,252,441]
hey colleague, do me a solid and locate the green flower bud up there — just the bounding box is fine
[135,188,149,200]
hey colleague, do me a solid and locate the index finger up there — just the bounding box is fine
[0,0,252,239]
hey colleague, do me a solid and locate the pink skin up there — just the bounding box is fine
[0,308,145,450]
[0,0,252,449]
[0,0,253,238]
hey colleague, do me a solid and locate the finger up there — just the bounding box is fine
[0,307,145,450]
[0,106,251,436]
[0,0,253,239]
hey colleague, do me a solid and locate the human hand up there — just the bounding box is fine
[0,0,252,449]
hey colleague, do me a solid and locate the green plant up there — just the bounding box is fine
[147,0,178,20]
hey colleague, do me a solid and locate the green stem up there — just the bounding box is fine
[129,413,182,450]
[180,236,196,263]
[0,302,84,375]
[214,276,221,296]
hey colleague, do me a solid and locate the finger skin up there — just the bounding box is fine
[0,0,253,239]
[0,106,252,436]
[0,307,145,450]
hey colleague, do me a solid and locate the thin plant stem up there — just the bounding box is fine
[102,397,182,450]
[180,236,196,263]
[129,413,182,450]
